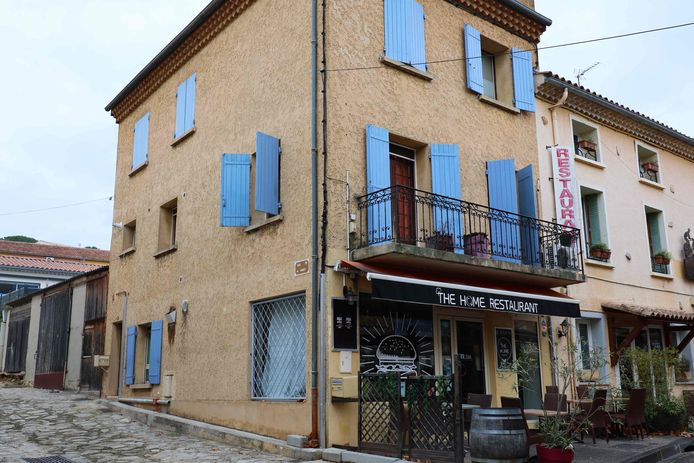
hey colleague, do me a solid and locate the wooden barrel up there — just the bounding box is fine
[469,408,529,463]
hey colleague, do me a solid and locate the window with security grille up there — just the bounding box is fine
[252,294,306,399]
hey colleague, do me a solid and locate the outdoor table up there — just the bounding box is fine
[461,404,480,447]
[523,408,570,417]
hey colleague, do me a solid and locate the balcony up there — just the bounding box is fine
[353,186,585,287]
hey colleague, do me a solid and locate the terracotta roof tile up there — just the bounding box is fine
[0,240,109,262]
[603,302,694,322]
[0,255,103,273]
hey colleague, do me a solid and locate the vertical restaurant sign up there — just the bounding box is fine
[549,146,580,229]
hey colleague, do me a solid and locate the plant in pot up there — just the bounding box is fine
[641,161,659,173]
[653,250,672,265]
[559,231,577,247]
[589,243,611,260]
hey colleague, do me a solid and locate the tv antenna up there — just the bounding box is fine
[575,62,600,85]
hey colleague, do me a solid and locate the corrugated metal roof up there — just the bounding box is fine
[0,255,102,273]
[603,302,694,322]
[0,240,109,262]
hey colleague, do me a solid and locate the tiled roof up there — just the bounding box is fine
[0,255,103,274]
[0,240,109,262]
[603,302,694,322]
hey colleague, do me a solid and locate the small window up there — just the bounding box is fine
[672,330,694,383]
[481,51,496,99]
[572,118,600,162]
[577,322,592,370]
[645,206,668,274]
[122,220,136,252]
[580,188,610,261]
[157,198,178,254]
[251,294,306,400]
[132,113,150,170]
[139,324,152,383]
[383,0,426,71]
[479,37,513,105]
[637,143,660,183]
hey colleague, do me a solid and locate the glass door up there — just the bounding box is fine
[514,320,543,409]
[455,321,486,401]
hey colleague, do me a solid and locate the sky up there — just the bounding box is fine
[0,1,692,251]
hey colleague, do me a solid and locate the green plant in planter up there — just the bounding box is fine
[590,243,610,251]
[654,250,672,264]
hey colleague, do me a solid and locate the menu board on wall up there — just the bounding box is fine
[333,299,358,351]
[496,328,514,371]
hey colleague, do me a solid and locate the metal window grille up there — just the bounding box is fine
[251,294,306,400]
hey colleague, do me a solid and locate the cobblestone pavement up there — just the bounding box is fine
[0,386,297,463]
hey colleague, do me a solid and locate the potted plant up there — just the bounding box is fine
[536,418,575,463]
[577,140,597,152]
[654,250,672,265]
[589,243,611,260]
[641,161,659,173]
[559,231,576,247]
[463,232,489,258]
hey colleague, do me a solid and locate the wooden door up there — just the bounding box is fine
[390,154,416,244]
[35,290,71,389]
[80,319,105,390]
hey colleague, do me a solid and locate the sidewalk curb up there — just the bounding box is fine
[100,400,323,461]
[617,437,694,463]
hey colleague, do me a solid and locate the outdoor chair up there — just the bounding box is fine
[611,388,647,439]
[576,384,589,399]
[546,385,559,394]
[464,393,492,443]
[686,392,694,418]
[582,388,609,444]
[543,392,568,412]
[500,396,542,447]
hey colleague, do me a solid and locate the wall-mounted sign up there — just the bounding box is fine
[333,299,358,351]
[294,259,310,277]
[496,328,514,371]
[549,146,580,230]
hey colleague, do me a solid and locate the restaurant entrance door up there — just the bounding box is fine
[514,320,543,409]
[438,317,486,401]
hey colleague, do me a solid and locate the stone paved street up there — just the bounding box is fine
[0,385,296,463]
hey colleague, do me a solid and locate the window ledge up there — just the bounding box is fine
[154,245,178,259]
[575,156,606,169]
[380,56,434,81]
[638,177,665,190]
[119,247,136,258]
[650,271,674,280]
[478,95,520,114]
[129,161,149,177]
[244,214,284,233]
[171,127,196,147]
[585,259,614,269]
[129,383,152,390]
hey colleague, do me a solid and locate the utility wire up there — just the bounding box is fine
[0,196,113,216]
[326,21,694,73]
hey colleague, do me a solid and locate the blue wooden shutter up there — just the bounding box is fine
[464,24,484,94]
[125,325,136,385]
[517,164,539,265]
[487,159,521,263]
[220,153,251,227]
[366,124,391,244]
[384,0,427,71]
[132,113,150,169]
[184,73,196,131]
[431,144,463,252]
[148,320,163,385]
[255,132,281,215]
[511,48,535,112]
[175,80,187,138]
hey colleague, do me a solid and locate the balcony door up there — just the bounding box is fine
[390,144,416,244]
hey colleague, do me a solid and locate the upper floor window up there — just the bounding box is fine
[384,0,426,71]
[156,198,178,256]
[464,24,535,112]
[645,206,669,274]
[174,73,196,140]
[132,113,150,171]
[572,118,601,163]
[580,187,610,262]
[121,220,136,255]
[637,143,661,184]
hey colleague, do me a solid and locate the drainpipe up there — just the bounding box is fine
[118,397,170,405]
[116,291,128,400]
[310,0,320,446]
[547,88,569,146]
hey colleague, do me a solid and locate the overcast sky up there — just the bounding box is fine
[0,1,692,251]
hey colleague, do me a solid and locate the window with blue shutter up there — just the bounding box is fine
[148,320,163,385]
[487,159,521,263]
[366,124,391,244]
[464,24,484,94]
[430,144,463,252]
[220,154,251,227]
[174,73,196,138]
[125,325,137,386]
[132,113,149,169]
[511,48,535,112]
[384,0,427,71]
[517,164,539,265]
[255,132,281,215]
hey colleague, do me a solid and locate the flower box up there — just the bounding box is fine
[577,140,597,152]
[425,232,454,252]
[654,255,671,265]
[589,247,612,260]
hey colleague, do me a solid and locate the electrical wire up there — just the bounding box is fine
[326,21,694,73]
[0,196,113,216]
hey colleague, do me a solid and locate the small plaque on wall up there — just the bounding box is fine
[496,328,514,371]
[333,299,358,351]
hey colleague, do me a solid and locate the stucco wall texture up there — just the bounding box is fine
[104,0,314,439]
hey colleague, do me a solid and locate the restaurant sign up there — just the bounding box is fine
[370,277,580,318]
[549,146,580,230]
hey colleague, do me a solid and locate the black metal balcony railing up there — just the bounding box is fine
[650,256,670,275]
[357,186,584,273]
